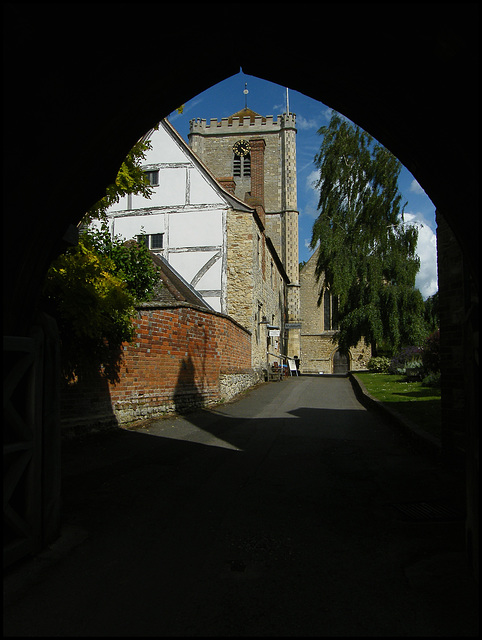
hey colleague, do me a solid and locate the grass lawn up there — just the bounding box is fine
[354,372,441,440]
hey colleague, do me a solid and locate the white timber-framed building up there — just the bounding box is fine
[93,117,290,378]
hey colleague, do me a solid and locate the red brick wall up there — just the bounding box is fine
[249,138,266,207]
[60,304,252,434]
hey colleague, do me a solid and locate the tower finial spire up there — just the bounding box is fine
[243,82,249,109]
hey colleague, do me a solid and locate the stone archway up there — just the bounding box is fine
[3,4,478,574]
[3,5,479,335]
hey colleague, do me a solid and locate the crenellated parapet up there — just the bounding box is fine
[189,112,296,135]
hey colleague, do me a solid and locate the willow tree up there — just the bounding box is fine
[311,112,425,354]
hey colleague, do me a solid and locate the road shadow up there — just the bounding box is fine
[5,380,476,638]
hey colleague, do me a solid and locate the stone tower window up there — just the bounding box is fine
[323,290,339,331]
[243,153,251,176]
[233,153,251,177]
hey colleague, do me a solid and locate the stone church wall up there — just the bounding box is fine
[300,334,370,374]
[225,209,287,375]
[300,249,371,374]
[60,304,254,435]
[188,112,300,365]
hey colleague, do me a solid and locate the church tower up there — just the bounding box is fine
[188,100,301,360]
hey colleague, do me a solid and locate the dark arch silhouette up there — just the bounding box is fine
[3,4,478,333]
[3,4,478,573]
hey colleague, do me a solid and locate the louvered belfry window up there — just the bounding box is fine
[233,153,251,177]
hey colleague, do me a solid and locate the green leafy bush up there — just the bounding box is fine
[367,356,391,373]
[422,371,441,388]
[42,230,160,383]
[404,359,424,381]
[389,345,421,374]
[86,224,160,302]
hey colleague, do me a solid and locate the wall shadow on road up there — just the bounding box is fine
[6,393,474,638]
[60,399,465,528]
[173,354,206,414]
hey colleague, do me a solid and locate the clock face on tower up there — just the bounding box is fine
[233,139,250,156]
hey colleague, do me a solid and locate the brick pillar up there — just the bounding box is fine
[247,138,266,227]
[249,138,266,207]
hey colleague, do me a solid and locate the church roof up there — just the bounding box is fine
[148,252,214,310]
[228,107,266,124]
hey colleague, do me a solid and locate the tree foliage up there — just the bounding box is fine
[43,228,160,382]
[42,237,136,382]
[42,135,161,382]
[311,112,424,353]
[82,138,154,224]
[423,291,439,333]
[421,329,440,375]
[87,223,160,303]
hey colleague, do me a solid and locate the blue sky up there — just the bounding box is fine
[168,70,438,300]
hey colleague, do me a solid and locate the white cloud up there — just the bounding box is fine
[306,169,319,190]
[409,179,426,196]
[302,203,320,219]
[300,170,321,218]
[404,212,438,299]
[296,108,332,131]
[297,114,320,130]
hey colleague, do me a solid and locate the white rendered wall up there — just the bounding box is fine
[92,121,230,313]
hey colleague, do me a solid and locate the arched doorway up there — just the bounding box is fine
[333,350,349,375]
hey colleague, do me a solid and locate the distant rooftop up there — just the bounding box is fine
[145,251,213,311]
[227,107,266,124]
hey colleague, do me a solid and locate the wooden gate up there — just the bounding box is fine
[3,316,61,568]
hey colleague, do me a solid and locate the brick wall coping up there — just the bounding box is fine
[135,301,252,336]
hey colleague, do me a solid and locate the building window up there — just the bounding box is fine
[256,303,263,345]
[137,233,164,250]
[150,233,163,249]
[323,291,331,330]
[332,296,339,330]
[323,290,339,331]
[137,235,149,249]
[144,170,159,186]
[233,153,251,177]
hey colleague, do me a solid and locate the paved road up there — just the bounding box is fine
[4,376,478,636]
